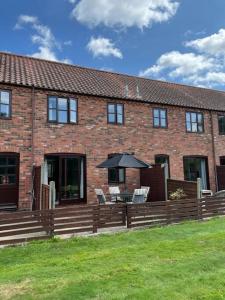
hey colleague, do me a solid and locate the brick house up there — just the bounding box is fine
[1,52,225,210]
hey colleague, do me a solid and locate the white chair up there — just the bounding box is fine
[95,189,107,204]
[109,186,121,202]
[201,189,213,198]
[132,189,146,203]
[141,186,150,201]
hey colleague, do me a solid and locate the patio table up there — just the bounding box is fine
[106,193,133,203]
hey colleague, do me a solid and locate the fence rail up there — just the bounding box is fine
[1,196,225,246]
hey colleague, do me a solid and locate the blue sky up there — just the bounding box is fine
[1,0,225,90]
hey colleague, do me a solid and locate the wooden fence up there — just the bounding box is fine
[1,196,225,246]
[167,179,197,199]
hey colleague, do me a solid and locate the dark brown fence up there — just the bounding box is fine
[41,184,50,210]
[167,179,197,199]
[98,204,126,228]
[1,197,225,246]
[53,205,97,235]
[0,210,51,246]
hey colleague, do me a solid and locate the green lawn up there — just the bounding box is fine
[1,219,225,300]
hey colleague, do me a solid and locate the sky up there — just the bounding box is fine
[1,0,225,90]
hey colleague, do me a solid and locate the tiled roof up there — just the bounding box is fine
[1,51,225,111]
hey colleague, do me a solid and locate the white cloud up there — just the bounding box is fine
[15,15,71,63]
[87,37,123,59]
[140,51,216,78]
[140,29,225,89]
[71,0,179,29]
[185,28,225,57]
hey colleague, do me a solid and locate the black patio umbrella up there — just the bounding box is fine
[97,153,150,169]
[97,153,150,193]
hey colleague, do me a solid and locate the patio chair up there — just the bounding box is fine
[95,189,107,204]
[214,190,225,198]
[132,189,146,203]
[141,186,150,201]
[109,186,121,202]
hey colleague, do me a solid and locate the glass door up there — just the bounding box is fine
[184,157,209,189]
[61,157,80,202]
[46,154,86,204]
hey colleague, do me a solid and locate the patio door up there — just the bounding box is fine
[183,156,209,189]
[0,153,19,207]
[46,154,86,204]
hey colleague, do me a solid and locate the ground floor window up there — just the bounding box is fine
[155,154,170,178]
[220,156,225,166]
[108,154,125,184]
[183,156,209,189]
[46,154,86,204]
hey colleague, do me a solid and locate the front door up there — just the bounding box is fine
[46,154,86,204]
[0,153,19,207]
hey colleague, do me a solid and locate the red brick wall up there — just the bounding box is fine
[1,83,225,209]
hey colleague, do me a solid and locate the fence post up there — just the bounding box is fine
[49,181,56,209]
[197,178,201,199]
[48,209,54,238]
[93,205,99,233]
[126,204,131,228]
[166,201,171,225]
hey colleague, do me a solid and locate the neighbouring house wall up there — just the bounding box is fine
[1,83,225,209]
[0,85,33,209]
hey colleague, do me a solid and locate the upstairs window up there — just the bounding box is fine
[186,112,204,133]
[153,108,167,128]
[0,90,11,119]
[218,115,225,135]
[48,97,77,124]
[107,103,124,125]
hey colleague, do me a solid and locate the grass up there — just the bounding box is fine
[1,219,225,299]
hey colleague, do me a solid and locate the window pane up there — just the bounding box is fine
[58,98,67,110]
[8,157,16,165]
[155,156,167,164]
[0,175,7,184]
[0,157,6,166]
[49,109,57,121]
[117,114,123,124]
[153,109,159,118]
[186,112,191,122]
[192,123,197,132]
[197,113,202,123]
[186,121,191,132]
[7,166,16,175]
[58,111,68,123]
[191,113,197,122]
[160,110,166,119]
[154,117,160,127]
[8,175,16,184]
[219,116,225,134]
[0,167,6,175]
[119,169,125,182]
[49,97,57,109]
[109,168,117,183]
[70,99,77,111]
[1,91,9,104]
[108,104,115,113]
[0,104,9,117]
[117,104,123,115]
[161,118,166,127]
[70,111,77,123]
[108,113,116,123]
